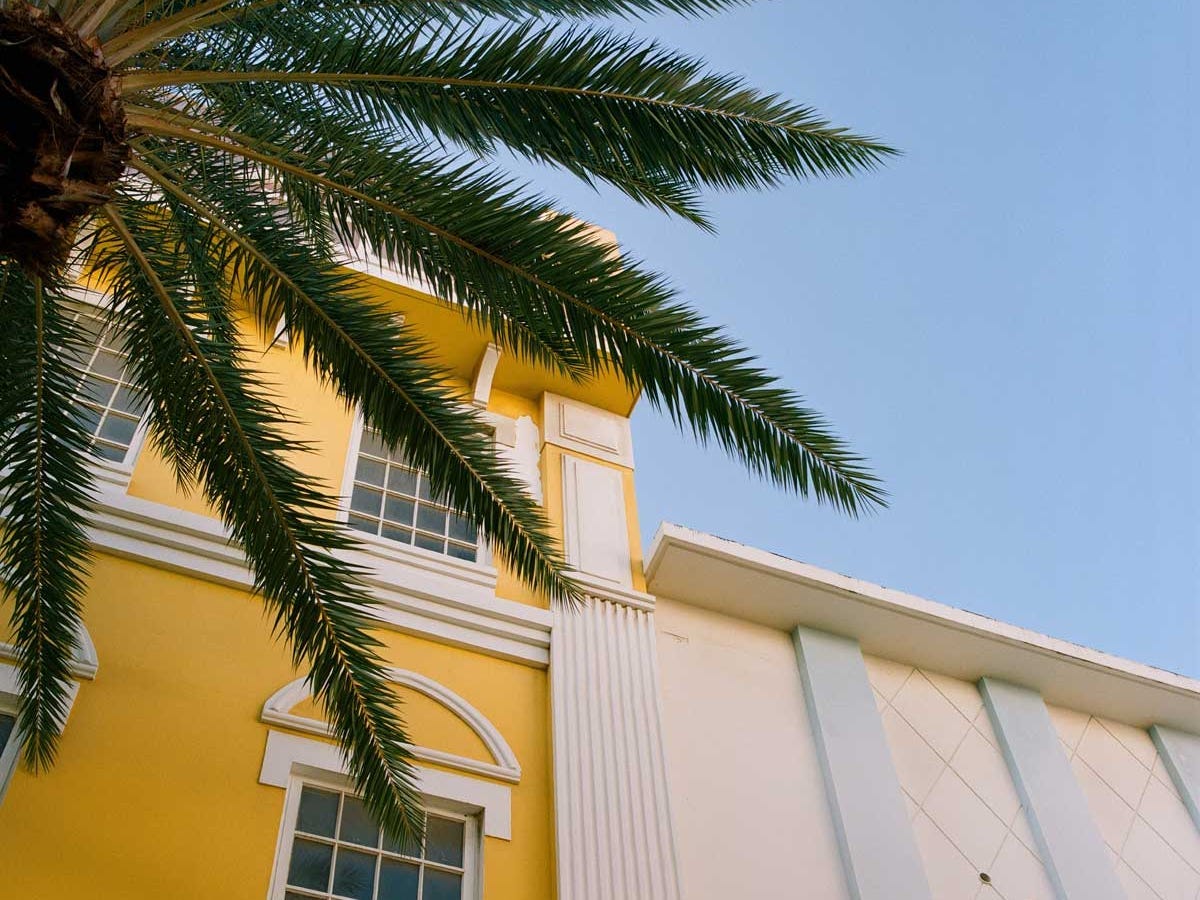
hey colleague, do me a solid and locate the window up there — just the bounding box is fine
[347,429,479,562]
[280,784,474,900]
[68,307,148,464]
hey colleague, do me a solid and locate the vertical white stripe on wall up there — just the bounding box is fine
[551,598,683,900]
[792,627,933,900]
[979,678,1124,900]
[1150,724,1200,831]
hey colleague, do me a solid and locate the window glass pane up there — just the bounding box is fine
[91,441,127,462]
[98,413,138,446]
[383,823,423,858]
[338,796,380,848]
[89,349,125,380]
[296,787,339,837]
[0,714,15,750]
[414,533,444,554]
[287,838,333,892]
[386,467,417,497]
[421,869,462,900]
[378,858,420,900]
[447,516,476,543]
[446,544,476,563]
[416,506,446,535]
[350,486,383,517]
[80,375,115,406]
[425,818,464,868]
[416,475,436,502]
[354,457,386,488]
[74,404,102,434]
[347,515,378,536]
[383,497,414,527]
[380,523,413,545]
[331,847,377,900]
[358,430,388,459]
[112,385,147,416]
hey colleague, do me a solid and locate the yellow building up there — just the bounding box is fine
[0,252,669,900]
[4,253,1200,900]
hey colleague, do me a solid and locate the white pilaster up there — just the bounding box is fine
[979,678,1124,900]
[792,627,932,900]
[550,597,682,900]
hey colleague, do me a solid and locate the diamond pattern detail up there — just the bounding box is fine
[1048,707,1200,900]
[864,659,1054,900]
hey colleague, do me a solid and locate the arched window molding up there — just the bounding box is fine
[261,669,520,784]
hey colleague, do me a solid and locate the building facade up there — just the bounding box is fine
[0,262,1197,900]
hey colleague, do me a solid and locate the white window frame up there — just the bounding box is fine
[65,286,152,487]
[338,410,495,571]
[0,691,20,805]
[266,768,484,900]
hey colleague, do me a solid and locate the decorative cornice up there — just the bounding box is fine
[86,486,553,667]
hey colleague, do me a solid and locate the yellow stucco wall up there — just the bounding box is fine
[0,553,555,899]
[0,269,651,898]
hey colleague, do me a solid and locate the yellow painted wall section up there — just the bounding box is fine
[0,553,555,900]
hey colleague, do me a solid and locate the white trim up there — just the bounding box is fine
[470,344,502,409]
[265,769,484,900]
[0,623,99,680]
[85,484,553,667]
[1149,725,1200,831]
[258,730,512,840]
[261,670,521,784]
[646,523,1200,731]
[572,570,656,613]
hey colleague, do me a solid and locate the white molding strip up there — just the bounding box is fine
[258,730,512,840]
[470,343,502,408]
[0,624,98,681]
[980,678,1123,900]
[85,485,552,667]
[550,598,682,900]
[262,670,521,784]
[792,626,931,900]
[1149,725,1200,830]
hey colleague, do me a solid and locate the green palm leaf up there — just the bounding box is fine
[1,0,893,836]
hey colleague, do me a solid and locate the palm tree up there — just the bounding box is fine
[0,0,892,841]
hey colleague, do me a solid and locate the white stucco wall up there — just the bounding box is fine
[654,597,849,900]
[1047,705,1200,899]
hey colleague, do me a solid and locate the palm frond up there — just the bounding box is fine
[92,198,426,843]
[129,105,885,513]
[123,19,895,204]
[0,265,95,771]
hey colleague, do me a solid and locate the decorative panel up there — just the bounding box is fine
[865,658,1055,900]
[561,455,632,587]
[1047,707,1200,900]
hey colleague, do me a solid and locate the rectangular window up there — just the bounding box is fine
[347,429,479,562]
[280,784,473,900]
[68,307,148,464]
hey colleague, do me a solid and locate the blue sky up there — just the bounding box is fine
[530,0,1198,676]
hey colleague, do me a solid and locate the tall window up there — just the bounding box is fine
[0,711,18,801]
[0,714,14,755]
[69,308,148,464]
[281,784,473,900]
[347,429,478,562]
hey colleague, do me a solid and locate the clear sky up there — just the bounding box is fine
[530,0,1198,676]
